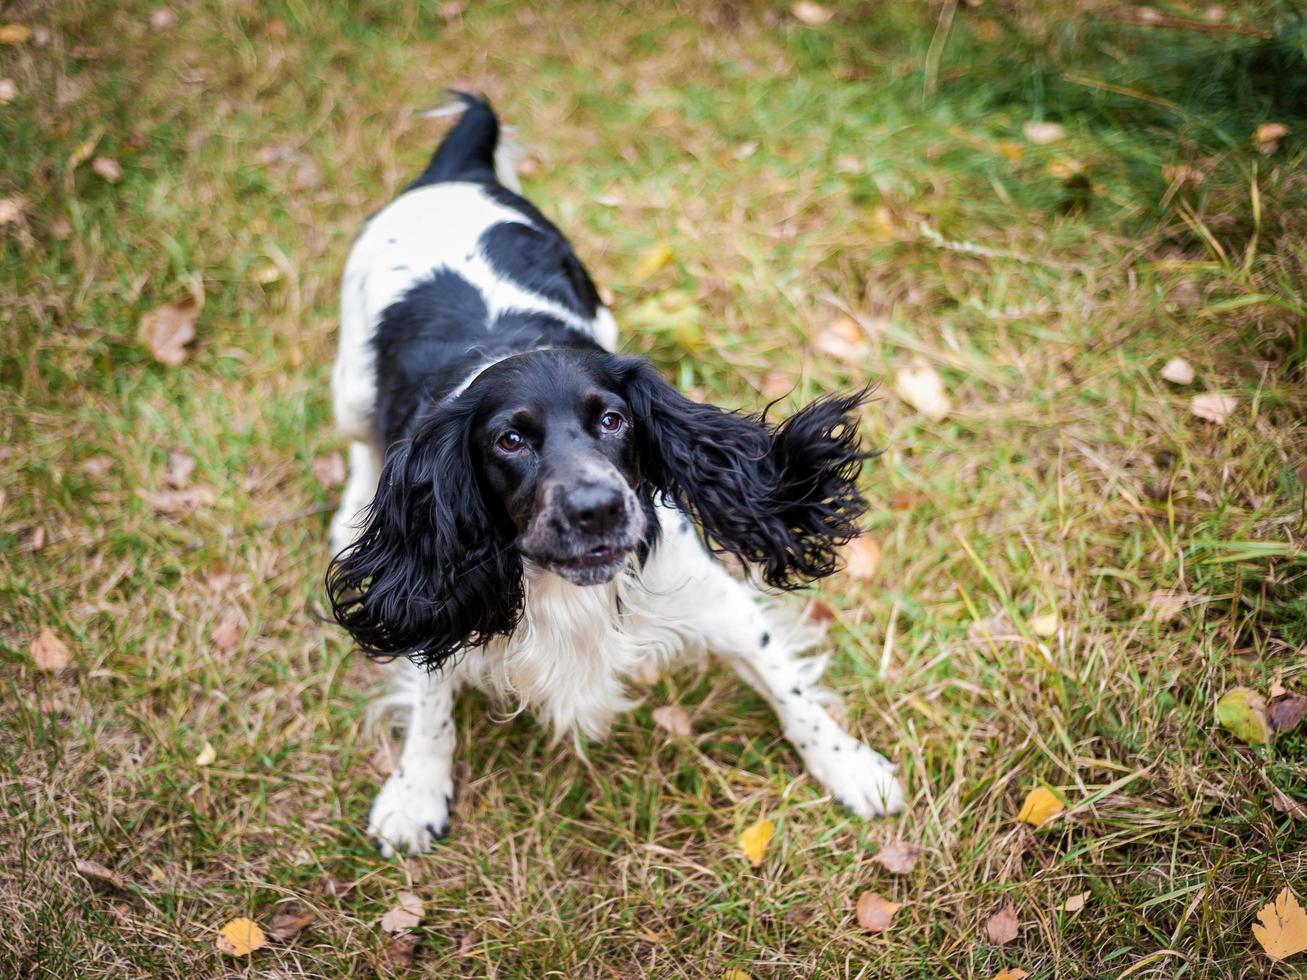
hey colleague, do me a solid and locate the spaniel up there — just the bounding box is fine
[327,93,904,855]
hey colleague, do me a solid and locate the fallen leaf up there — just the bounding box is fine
[163,451,195,487]
[855,891,900,932]
[380,891,424,933]
[1160,357,1195,385]
[1270,788,1307,820]
[842,536,881,580]
[631,244,674,283]
[1216,687,1272,745]
[1253,886,1307,962]
[986,902,1020,945]
[812,313,869,363]
[1269,695,1307,734]
[0,78,16,104]
[211,611,241,653]
[739,818,774,867]
[652,704,692,737]
[23,525,45,552]
[894,360,950,421]
[1255,122,1289,154]
[149,7,177,30]
[91,156,122,183]
[871,840,921,874]
[313,452,346,487]
[1022,121,1064,144]
[1047,158,1085,181]
[1060,891,1090,912]
[321,876,356,901]
[387,932,420,968]
[1189,393,1236,424]
[136,486,215,514]
[1029,612,1058,638]
[0,23,31,44]
[139,299,198,366]
[993,970,1029,980]
[74,859,127,891]
[1016,787,1064,827]
[995,139,1024,164]
[216,917,266,957]
[792,1,833,24]
[31,628,71,672]
[722,971,753,980]
[195,741,216,767]
[265,906,316,942]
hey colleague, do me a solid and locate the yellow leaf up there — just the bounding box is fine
[216,917,266,957]
[631,244,673,283]
[1029,612,1058,638]
[0,23,31,44]
[1216,686,1273,746]
[739,818,774,866]
[723,971,753,980]
[1016,787,1064,827]
[1255,122,1288,145]
[195,741,216,767]
[995,140,1024,164]
[1254,886,1307,961]
[993,970,1029,980]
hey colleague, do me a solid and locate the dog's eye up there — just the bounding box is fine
[599,411,625,433]
[497,431,526,452]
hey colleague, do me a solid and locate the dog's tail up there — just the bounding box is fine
[410,90,522,193]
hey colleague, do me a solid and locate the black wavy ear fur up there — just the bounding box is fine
[326,402,523,669]
[617,359,873,590]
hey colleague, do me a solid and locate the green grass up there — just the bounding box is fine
[2,0,1306,976]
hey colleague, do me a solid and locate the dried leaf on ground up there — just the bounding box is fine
[74,859,126,891]
[1029,612,1058,638]
[792,2,833,24]
[1016,787,1064,827]
[739,818,774,867]
[194,741,216,767]
[1190,393,1237,424]
[1022,121,1064,144]
[1256,122,1288,153]
[211,611,242,653]
[631,244,674,283]
[31,627,71,672]
[0,196,23,225]
[163,451,195,487]
[0,23,32,44]
[1269,695,1307,734]
[1160,357,1195,385]
[314,451,346,487]
[1271,788,1307,820]
[136,486,215,514]
[266,907,316,942]
[91,156,122,183]
[722,971,753,980]
[894,360,950,420]
[652,705,692,737]
[23,526,45,552]
[139,299,198,366]
[842,536,881,580]
[871,841,922,874]
[321,876,356,901]
[216,918,266,956]
[993,970,1028,980]
[1060,891,1090,912]
[812,313,868,363]
[380,891,424,933]
[0,79,16,104]
[986,902,1020,944]
[855,891,900,932]
[1216,687,1272,745]
[387,932,420,968]
[1254,887,1307,962]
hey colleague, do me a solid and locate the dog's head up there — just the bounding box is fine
[327,350,873,668]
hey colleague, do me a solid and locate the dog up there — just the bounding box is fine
[327,93,905,856]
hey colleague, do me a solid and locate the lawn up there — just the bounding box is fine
[2,0,1306,976]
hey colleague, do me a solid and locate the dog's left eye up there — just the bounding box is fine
[599,411,625,433]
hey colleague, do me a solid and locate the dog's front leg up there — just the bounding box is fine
[368,661,457,857]
[693,566,906,818]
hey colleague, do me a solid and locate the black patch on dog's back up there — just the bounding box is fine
[480,221,600,319]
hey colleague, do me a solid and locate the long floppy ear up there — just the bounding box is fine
[325,403,523,669]
[617,359,872,590]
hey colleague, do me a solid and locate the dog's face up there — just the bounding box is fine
[467,353,647,585]
[328,349,872,668]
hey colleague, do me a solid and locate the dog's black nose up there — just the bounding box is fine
[564,484,625,535]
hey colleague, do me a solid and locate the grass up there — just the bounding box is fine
[2,0,1306,975]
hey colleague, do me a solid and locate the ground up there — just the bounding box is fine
[2,1,1306,976]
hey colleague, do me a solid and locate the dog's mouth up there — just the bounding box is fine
[530,542,634,585]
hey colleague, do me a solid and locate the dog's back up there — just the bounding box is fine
[333,94,616,453]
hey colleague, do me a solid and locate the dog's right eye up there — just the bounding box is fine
[497,431,526,452]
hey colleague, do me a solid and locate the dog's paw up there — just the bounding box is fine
[367,766,455,858]
[804,736,905,819]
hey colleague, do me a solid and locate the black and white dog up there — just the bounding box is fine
[327,94,904,856]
